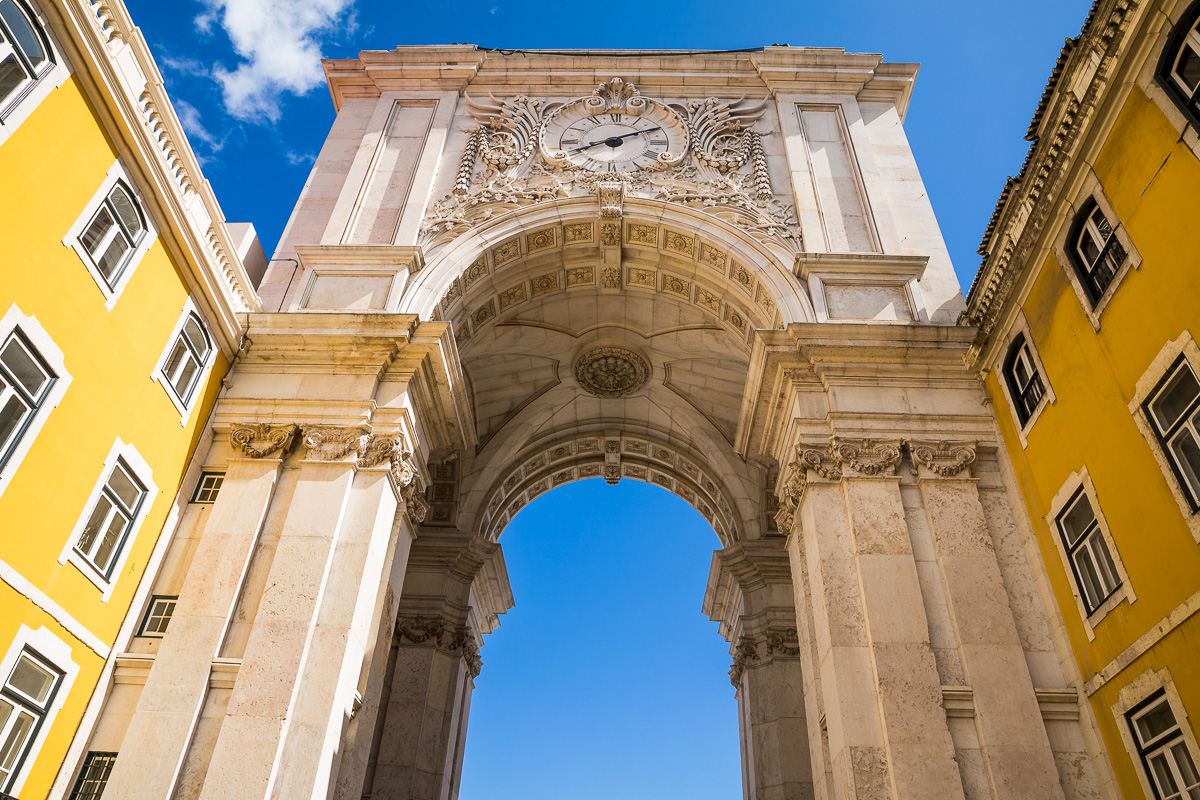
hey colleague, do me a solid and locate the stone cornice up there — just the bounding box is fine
[961,0,1141,365]
[54,0,261,352]
[322,45,919,113]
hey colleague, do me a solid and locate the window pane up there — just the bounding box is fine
[1174,742,1200,786]
[182,317,209,359]
[1013,352,1032,387]
[0,708,33,773]
[80,206,115,257]
[171,354,199,398]
[1152,367,1200,432]
[1137,700,1180,745]
[1078,228,1102,266]
[109,185,143,238]
[106,464,142,511]
[0,52,28,103]
[1090,207,1113,240]
[1,337,49,397]
[1170,429,1200,498]
[1152,752,1182,796]
[1074,548,1104,610]
[95,231,132,283]
[1060,495,1096,546]
[0,1,44,69]
[7,653,55,705]
[1176,41,1200,93]
[0,393,30,452]
[77,496,114,556]
[1090,533,1120,597]
[92,508,129,571]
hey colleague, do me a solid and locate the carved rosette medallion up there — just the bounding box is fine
[573,347,650,398]
[230,423,298,459]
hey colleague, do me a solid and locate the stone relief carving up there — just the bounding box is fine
[230,423,298,459]
[402,483,430,525]
[573,346,650,398]
[300,425,371,461]
[358,432,404,469]
[395,617,483,677]
[729,627,800,685]
[908,439,977,477]
[420,78,801,255]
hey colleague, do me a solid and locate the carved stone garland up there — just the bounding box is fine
[420,79,801,255]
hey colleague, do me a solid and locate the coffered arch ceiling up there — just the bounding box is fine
[401,198,796,543]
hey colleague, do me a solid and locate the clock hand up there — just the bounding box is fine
[569,126,665,153]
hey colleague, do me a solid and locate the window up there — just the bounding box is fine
[191,472,224,504]
[74,459,146,580]
[0,0,53,118]
[1004,333,1046,426]
[1128,691,1200,800]
[78,182,146,290]
[1068,198,1127,305]
[1055,489,1121,613]
[0,648,62,792]
[68,751,117,800]
[0,328,54,472]
[1145,357,1200,511]
[160,313,211,406]
[1160,1,1200,130]
[137,596,176,638]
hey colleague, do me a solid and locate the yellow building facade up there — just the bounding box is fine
[966,0,1200,796]
[0,0,260,796]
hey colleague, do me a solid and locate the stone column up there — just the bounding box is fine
[103,424,296,800]
[911,441,1066,798]
[366,531,511,800]
[782,439,964,800]
[705,543,814,800]
[196,425,400,800]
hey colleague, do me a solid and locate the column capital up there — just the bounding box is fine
[394,616,483,678]
[729,626,802,685]
[299,423,372,461]
[907,439,977,479]
[774,437,903,531]
[229,422,299,458]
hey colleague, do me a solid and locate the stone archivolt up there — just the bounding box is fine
[774,438,977,532]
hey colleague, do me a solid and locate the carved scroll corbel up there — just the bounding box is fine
[230,423,298,459]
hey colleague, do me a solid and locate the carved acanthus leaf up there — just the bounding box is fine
[651,170,800,254]
[395,616,444,644]
[230,423,298,459]
[358,432,403,469]
[728,635,760,686]
[402,483,430,524]
[830,438,903,477]
[677,96,768,173]
[464,94,549,171]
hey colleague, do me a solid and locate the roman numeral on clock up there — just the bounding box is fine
[561,139,579,145]
[642,149,660,160]
[649,139,667,146]
[609,113,622,123]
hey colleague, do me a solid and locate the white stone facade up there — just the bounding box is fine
[58,47,1113,799]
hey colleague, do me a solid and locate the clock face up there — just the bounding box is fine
[542,107,687,173]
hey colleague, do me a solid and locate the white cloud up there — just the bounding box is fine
[285,150,315,166]
[198,0,355,122]
[175,98,227,156]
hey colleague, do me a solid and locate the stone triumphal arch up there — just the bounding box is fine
[78,47,1111,800]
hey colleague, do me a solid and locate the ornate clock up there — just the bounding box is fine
[540,78,689,173]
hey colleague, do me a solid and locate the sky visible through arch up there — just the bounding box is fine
[460,478,737,800]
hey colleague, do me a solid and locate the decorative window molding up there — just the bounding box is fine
[151,298,215,425]
[0,0,69,149]
[1114,669,1200,800]
[1053,174,1141,330]
[62,161,158,312]
[0,303,70,501]
[994,311,1055,447]
[1128,331,1200,543]
[1158,0,1200,130]
[0,625,78,796]
[1137,0,1200,161]
[58,438,156,601]
[1045,466,1134,640]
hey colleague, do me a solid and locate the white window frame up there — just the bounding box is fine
[0,304,70,501]
[135,595,176,638]
[151,298,216,426]
[1044,467,1134,640]
[1052,174,1142,330]
[0,0,69,150]
[190,471,224,504]
[1128,331,1200,544]
[1137,1,1200,162]
[0,625,78,797]
[58,438,156,601]
[1115,669,1200,800]
[62,160,157,311]
[993,310,1056,447]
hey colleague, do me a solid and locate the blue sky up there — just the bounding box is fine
[120,0,1099,793]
